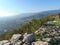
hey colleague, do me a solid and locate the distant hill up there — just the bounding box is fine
[0,10,60,34]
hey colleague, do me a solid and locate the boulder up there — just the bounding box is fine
[32,41,48,45]
[0,40,11,45]
[10,34,23,45]
[15,41,22,45]
[23,33,36,43]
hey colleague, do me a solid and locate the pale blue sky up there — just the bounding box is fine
[0,0,60,16]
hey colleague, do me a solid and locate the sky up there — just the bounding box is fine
[0,0,60,16]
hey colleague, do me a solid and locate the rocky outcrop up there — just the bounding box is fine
[22,33,36,45]
[0,33,37,45]
[10,34,23,45]
[23,33,36,43]
[0,30,59,45]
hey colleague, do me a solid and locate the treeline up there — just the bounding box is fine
[0,15,56,40]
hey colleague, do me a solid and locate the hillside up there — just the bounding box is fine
[0,14,60,45]
[0,10,60,34]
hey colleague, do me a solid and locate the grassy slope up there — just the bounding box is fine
[0,14,60,40]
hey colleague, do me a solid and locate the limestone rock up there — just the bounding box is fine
[32,41,48,45]
[23,33,28,37]
[10,34,23,44]
[2,42,11,45]
[23,33,36,43]
[15,41,22,45]
[0,40,10,45]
